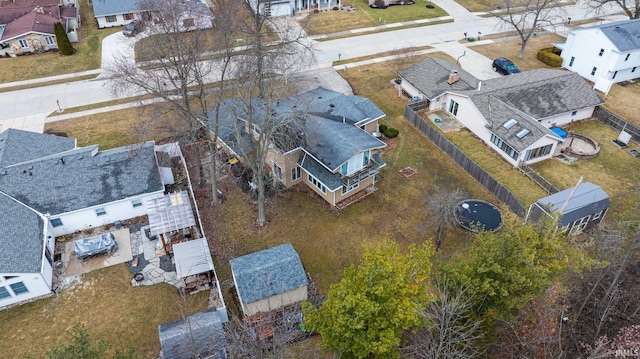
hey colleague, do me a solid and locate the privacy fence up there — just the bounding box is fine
[404,101,526,216]
[593,106,640,144]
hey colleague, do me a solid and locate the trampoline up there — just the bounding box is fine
[454,199,503,232]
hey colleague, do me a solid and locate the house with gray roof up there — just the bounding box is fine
[527,182,609,234]
[399,57,603,167]
[0,129,167,309]
[92,0,147,28]
[229,243,308,316]
[158,308,227,359]
[0,0,79,55]
[208,87,387,208]
[556,19,640,94]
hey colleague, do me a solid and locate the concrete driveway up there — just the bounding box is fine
[100,30,140,73]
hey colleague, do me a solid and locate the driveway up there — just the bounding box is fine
[100,30,140,74]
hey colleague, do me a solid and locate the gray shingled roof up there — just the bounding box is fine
[0,193,44,273]
[158,308,226,359]
[589,19,640,52]
[399,57,479,99]
[0,141,163,215]
[229,243,308,306]
[0,129,76,168]
[92,0,142,16]
[299,153,343,191]
[468,69,604,120]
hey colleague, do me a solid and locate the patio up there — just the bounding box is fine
[424,110,464,132]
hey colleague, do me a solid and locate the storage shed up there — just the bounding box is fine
[527,182,609,234]
[229,243,308,316]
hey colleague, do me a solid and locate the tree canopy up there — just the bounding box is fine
[303,239,433,359]
[54,22,74,55]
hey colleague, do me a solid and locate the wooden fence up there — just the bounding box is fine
[518,162,560,194]
[593,107,640,144]
[404,101,526,216]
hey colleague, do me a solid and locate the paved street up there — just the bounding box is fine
[0,0,629,130]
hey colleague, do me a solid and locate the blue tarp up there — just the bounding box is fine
[551,127,567,139]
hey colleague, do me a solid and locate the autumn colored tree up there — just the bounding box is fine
[445,212,590,317]
[303,239,433,359]
[53,22,74,55]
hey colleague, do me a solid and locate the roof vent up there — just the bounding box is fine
[448,70,460,85]
[329,104,335,108]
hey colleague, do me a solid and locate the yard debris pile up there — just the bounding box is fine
[397,166,417,178]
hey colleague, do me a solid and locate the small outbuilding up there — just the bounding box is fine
[229,243,308,317]
[527,182,609,234]
[158,308,227,359]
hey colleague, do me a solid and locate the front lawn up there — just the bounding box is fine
[470,32,566,70]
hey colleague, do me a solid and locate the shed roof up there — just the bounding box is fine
[0,192,44,273]
[146,191,196,237]
[173,238,214,279]
[158,308,226,359]
[535,182,609,214]
[229,243,308,306]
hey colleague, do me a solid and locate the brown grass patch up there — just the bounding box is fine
[471,33,566,70]
[600,80,640,127]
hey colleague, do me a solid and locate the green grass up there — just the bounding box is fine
[302,0,448,35]
[0,0,120,83]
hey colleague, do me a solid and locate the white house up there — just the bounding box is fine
[399,58,604,167]
[557,19,640,94]
[0,129,167,309]
[92,0,145,28]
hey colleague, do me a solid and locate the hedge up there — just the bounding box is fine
[537,47,562,67]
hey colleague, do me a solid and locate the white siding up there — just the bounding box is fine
[538,107,595,127]
[0,273,51,308]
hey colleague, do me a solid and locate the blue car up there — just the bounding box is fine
[492,57,521,75]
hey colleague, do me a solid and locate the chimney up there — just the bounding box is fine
[35,6,44,13]
[447,70,460,85]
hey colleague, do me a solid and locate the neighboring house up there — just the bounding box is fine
[0,0,79,55]
[158,308,227,359]
[0,129,167,309]
[208,87,387,209]
[92,0,145,28]
[155,0,213,33]
[249,0,338,17]
[229,243,308,316]
[526,182,609,235]
[399,57,604,167]
[556,19,640,95]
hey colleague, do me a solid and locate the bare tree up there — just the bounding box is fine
[424,186,466,251]
[401,281,486,359]
[582,0,639,19]
[493,0,564,58]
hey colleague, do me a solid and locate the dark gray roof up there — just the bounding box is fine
[477,96,560,152]
[299,153,342,191]
[0,129,75,168]
[533,182,610,225]
[92,0,142,16]
[229,243,308,306]
[158,308,226,359]
[0,141,164,215]
[399,57,479,99]
[0,193,44,273]
[591,19,640,52]
[468,69,604,120]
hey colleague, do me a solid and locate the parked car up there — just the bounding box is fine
[492,57,521,75]
[74,232,118,261]
[123,20,143,37]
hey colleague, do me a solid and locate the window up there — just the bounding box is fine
[362,150,370,167]
[633,67,637,73]
[571,110,578,116]
[106,15,117,22]
[612,71,618,79]
[132,199,143,208]
[19,39,28,49]
[516,129,530,139]
[524,144,553,161]
[50,218,63,227]
[95,208,107,217]
[0,287,10,300]
[45,246,53,266]
[252,124,261,135]
[490,134,519,161]
[45,36,55,46]
[598,48,604,56]
[341,182,359,195]
[591,67,597,76]
[592,209,606,221]
[503,119,518,129]
[307,174,326,194]
[448,99,459,116]
[271,162,283,182]
[123,13,134,20]
[625,53,630,61]
[183,18,195,28]
[569,56,575,67]
[291,166,301,181]
[9,282,28,295]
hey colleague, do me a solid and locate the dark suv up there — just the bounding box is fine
[492,57,521,75]
[123,20,143,37]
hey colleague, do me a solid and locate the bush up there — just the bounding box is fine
[537,48,562,67]
[384,127,399,138]
[332,6,339,10]
[313,9,319,13]
[379,124,388,133]
[54,22,75,55]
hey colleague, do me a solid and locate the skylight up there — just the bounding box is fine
[503,119,518,129]
[516,129,531,139]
